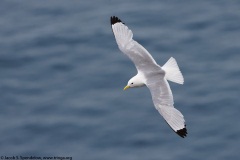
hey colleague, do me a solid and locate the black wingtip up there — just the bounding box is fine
[110,16,124,25]
[176,125,188,138]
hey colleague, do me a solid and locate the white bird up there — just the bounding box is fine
[111,16,187,138]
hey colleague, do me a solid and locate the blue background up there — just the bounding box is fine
[0,0,239,159]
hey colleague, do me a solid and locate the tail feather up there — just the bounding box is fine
[162,57,184,84]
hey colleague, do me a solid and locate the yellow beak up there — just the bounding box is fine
[123,85,130,90]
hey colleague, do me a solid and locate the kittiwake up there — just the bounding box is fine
[110,16,187,138]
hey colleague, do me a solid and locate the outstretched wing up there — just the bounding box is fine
[146,75,187,138]
[111,16,160,73]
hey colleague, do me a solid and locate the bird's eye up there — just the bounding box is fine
[131,82,133,84]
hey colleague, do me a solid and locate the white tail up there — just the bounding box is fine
[162,57,184,84]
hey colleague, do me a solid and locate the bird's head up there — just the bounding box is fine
[123,74,145,90]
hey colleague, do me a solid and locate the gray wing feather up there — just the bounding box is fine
[111,21,160,73]
[146,77,186,133]
[146,76,174,107]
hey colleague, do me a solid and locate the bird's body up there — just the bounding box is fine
[111,16,187,138]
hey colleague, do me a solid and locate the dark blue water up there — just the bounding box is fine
[1,0,240,159]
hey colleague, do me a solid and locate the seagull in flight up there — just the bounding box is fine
[110,16,187,138]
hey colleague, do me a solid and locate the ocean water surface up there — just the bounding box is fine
[0,0,239,159]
